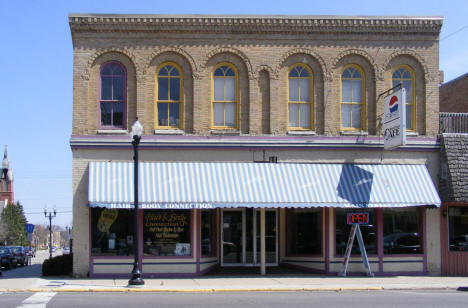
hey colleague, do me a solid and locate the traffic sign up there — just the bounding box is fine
[25,223,35,234]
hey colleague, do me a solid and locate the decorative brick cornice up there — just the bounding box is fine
[69,14,443,36]
[383,49,431,83]
[82,48,137,80]
[200,47,254,79]
[142,47,197,75]
[255,65,277,80]
[275,48,328,80]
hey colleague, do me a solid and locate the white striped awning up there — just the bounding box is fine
[88,162,440,209]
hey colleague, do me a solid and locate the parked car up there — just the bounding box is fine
[62,246,70,255]
[8,246,28,266]
[25,247,36,257]
[0,247,17,269]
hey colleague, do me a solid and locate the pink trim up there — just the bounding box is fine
[377,208,384,273]
[421,206,427,273]
[138,209,143,271]
[332,208,379,258]
[98,61,127,130]
[284,208,323,258]
[196,210,201,274]
[142,209,194,260]
[325,208,329,274]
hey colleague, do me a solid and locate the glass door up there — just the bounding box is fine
[254,209,278,266]
[221,208,278,266]
[222,209,244,265]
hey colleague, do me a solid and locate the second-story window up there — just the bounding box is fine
[341,65,365,131]
[392,66,415,131]
[288,64,313,129]
[212,64,237,129]
[100,62,126,129]
[156,63,182,128]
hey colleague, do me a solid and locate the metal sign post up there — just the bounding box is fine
[338,213,374,277]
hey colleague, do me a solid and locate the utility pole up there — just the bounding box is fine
[44,208,56,260]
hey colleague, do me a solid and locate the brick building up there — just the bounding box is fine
[440,73,468,113]
[70,14,442,278]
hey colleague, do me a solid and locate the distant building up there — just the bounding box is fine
[0,145,13,213]
[440,73,468,113]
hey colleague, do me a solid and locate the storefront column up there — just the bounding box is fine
[260,208,266,275]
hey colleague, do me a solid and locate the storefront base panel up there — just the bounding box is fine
[329,260,379,274]
[200,258,218,272]
[142,263,197,274]
[281,259,325,272]
[382,261,424,272]
[93,263,133,275]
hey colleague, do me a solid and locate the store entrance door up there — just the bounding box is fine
[221,208,277,266]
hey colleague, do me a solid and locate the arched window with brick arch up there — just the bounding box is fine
[212,63,238,129]
[99,61,126,129]
[341,64,365,131]
[155,63,183,129]
[288,64,313,129]
[392,65,415,131]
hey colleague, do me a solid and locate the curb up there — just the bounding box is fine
[2,286,386,293]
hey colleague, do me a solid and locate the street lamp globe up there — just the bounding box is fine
[131,118,143,139]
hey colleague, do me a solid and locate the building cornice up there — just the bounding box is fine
[70,134,440,151]
[69,14,443,36]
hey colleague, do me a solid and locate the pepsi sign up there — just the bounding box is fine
[383,88,406,150]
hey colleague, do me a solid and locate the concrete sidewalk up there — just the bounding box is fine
[1,275,468,292]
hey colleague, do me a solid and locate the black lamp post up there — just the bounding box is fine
[44,207,56,260]
[128,118,144,286]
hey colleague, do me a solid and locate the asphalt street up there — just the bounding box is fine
[0,290,468,308]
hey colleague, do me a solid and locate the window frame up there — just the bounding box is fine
[211,62,239,130]
[154,62,184,130]
[340,64,366,131]
[392,65,416,132]
[285,208,323,257]
[98,61,127,130]
[287,64,314,130]
[383,207,424,256]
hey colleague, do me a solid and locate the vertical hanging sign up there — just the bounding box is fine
[384,88,406,150]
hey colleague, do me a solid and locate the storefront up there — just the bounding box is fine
[86,161,440,277]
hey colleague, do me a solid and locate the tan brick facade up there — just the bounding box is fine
[70,15,443,278]
[70,15,442,137]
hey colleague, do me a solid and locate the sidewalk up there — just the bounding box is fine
[1,275,468,292]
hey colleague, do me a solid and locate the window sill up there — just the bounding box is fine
[340,131,368,136]
[406,131,419,137]
[154,129,184,135]
[287,130,316,136]
[210,129,240,136]
[97,129,127,135]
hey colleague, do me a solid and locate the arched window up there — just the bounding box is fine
[288,64,313,129]
[100,62,126,128]
[156,63,182,128]
[392,66,415,131]
[341,65,365,130]
[212,63,238,128]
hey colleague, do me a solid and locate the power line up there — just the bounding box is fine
[441,24,468,41]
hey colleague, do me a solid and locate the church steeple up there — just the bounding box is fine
[2,145,11,181]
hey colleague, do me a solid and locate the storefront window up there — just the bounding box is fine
[286,208,321,255]
[384,208,422,254]
[201,210,216,257]
[335,209,376,255]
[143,210,191,257]
[91,208,134,256]
[448,207,468,252]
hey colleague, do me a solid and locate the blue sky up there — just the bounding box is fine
[0,0,467,227]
